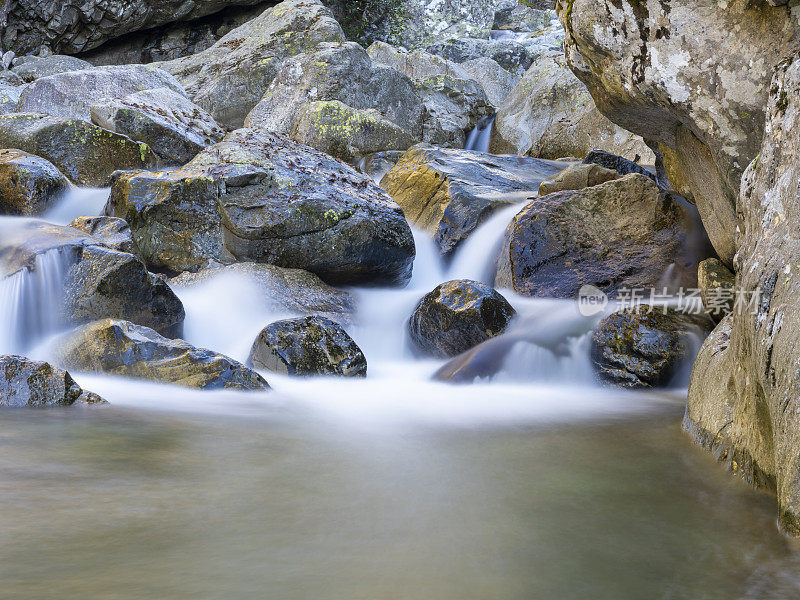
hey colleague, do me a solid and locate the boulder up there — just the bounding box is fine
[490,51,653,162]
[426,38,536,77]
[1,0,267,55]
[11,55,93,82]
[556,0,797,266]
[358,151,404,184]
[0,114,156,186]
[90,87,226,165]
[170,263,355,321]
[53,319,269,391]
[697,258,735,323]
[460,57,519,107]
[584,150,658,184]
[495,174,707,298]
[0,149,70,216]
[0,72,25,86]
[537,162,619,196]
[367,42,492,147]
[0,84,22,115]
[408,279,516,358]
[17,65,187,122]
[590,308,712,388]
[381,144,564,254]
[159,0,345,128]
[248,315,367,377]
[68,216,138,256]
[0,354,105,407]
[106,128,416,284]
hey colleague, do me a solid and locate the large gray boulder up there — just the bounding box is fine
[159,0,345,128]
[91,87,226,164]
[0,355,104,407]
[17,65,187,122]
[0,149,70,216]
[381,144,564,254]
[426,38,537,77]
[1,0,267,55]
[460,57,519,107]
[11,55,93,82]
[106,128,415,284]
[54,319,269,391]
[68,216,138,256]
[0,114,156,186]
[0,84,22,115]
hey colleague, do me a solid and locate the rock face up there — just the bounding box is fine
[248,315,367,377]
[557,0,798,265]
[54,319,269,391]
[68,216,138,256]
[160,0,345,128]
[491,51,653,162]
[408,279,516,358]
[0,114,156,186]
[367,42,492,147]
[697,258,735,323]
[685,55,800,535]
[107,128,415,284]
[496,174,707,298]
[11,55,93,82]
[591,309,712,389]
[382,144,564,254]
[0,149,70,216]
[1,0,266,55]
[0,354,104,407]
[90,87,226,164]
[17,65,187,122]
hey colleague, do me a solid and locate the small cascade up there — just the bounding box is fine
[43,187,111,225]
[464,114,496,153]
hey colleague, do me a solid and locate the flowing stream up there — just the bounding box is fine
[2,189,800,599]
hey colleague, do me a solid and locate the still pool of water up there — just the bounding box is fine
[2,401,799,600]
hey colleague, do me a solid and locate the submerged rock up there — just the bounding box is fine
[107,128,415,285]
[248,315,367,377]
[408,279,516,358]
[0,355,105,407]
[68,216,138,256]
[697,258,735,323]
[91,87,226,165]
[381,144,564,254]
[590,308,713,389]
[0,149,70,216]
[0,114,156,186]
[54,319,269,391]
[495,174,707,298]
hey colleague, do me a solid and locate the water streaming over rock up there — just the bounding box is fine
[464,114,496,153]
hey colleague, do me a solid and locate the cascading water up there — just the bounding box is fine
[464,114,496,153]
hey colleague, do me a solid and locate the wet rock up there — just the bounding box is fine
[159,0,345,128]
[107,128,415,284]
[68,216,138,256]
[698,258,735,323]
[367,42,492,147]
[17,64,187,122]
[11,55,93,82]
[54,319,269,391]
[248,315,366,377]
[0,114,156,186]
[590,308,713,388]
[0,84,23,115]
[0,149,70,216]
[460,57,519,107]
[91,87,226,165]
[496,174,707,298]
[381,144,563,254]
[490,51,653,162]
[0,354,105,407]
[171,263,355,321]
[358,151,404,184]
[408,279,516,358]
[537,162,619,196]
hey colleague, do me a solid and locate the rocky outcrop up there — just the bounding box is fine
[0,114,156,186]
[697,258,735,323]
[17,65,187,122]
[107,128,415,284]
[495,174,708,298]
[68,216,138,256]
[11,56,93,82]
[90,87,226,164]
[0,149,70,216]
[248,315,367,376]
[491,50,653,162]
[1,0,267,55]
[557,0,798,265]
[408,279,516,358]
[54,319,268,391]
[591,308,712,388]
[382,144,564,254]
[0,355,105,407]
[160,0,345,128]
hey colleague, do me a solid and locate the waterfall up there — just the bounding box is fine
[464,114,496,153]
